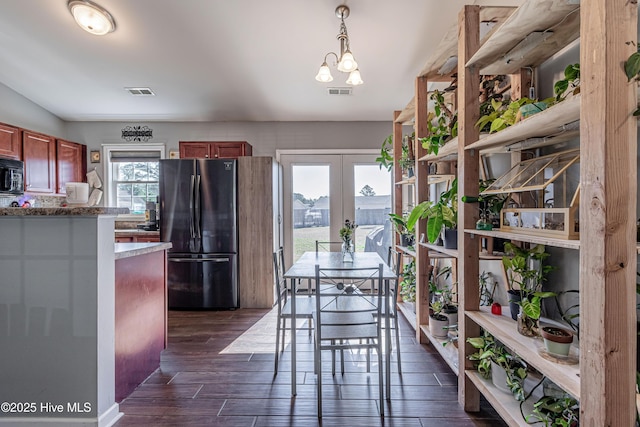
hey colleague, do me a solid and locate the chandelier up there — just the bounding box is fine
[315,5,363,86]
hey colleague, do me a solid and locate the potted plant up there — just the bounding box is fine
[476,97,537,134]
[376,134,394,171]
[541,326,574,357]
[429,300,449,338]
[553,63,580,103]
[398,134,415,178]
[399,259,416,308]
[502,242,555,336]
[419,90,458,155]
[461,179,510,231]
[467,332,527,401]
[526,394,579,426]
[388,213,415,247]
[407,178,458,247]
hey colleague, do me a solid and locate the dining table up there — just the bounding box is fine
[283,250,398,397]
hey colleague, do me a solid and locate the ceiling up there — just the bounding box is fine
[0,0,523,122]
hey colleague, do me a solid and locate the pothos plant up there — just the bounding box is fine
[406,178,458,243]
[476,97,537,134]
[399,259,416,302]
[624,44,640,115]
[553,63,580,103]
[467,332,528,401]
[419,90,458,155]
[525,394,579,426]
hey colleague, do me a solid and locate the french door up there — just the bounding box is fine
[279,152,392,264]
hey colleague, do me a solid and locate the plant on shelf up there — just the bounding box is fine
[461,179,510,230]
[525,394,579,426]
[399,259,416,303]
[407,178,458,246]
[553,63,580,103]
[429,300,449,338]
[388,213,415,247]
[419,90,458,155]
[376,134,394,171]
[467,332,528,401]
[502,242,555,337]
[479,271,497,306]
[398,134,415,177]
[624,45,640,115]
[476,96,539,134]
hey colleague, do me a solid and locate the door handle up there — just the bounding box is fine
[189,175,195,238]
[169,258,230,263]
[195,174,202,238]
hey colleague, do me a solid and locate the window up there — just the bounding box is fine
[103,145,165,215]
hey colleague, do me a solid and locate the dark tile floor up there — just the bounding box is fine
[114,309,505,426]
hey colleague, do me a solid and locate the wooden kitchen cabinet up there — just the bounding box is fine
[56,139,87,194]
[23,130,56,193]
[0,123,21,160]
[179,141,252,159]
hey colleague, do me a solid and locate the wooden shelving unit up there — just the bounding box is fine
[391,0,637,424]
[420,242,505,260]
[397,302,417,331]
[420,325,459,375]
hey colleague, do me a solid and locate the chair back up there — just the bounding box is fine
[314,263,384,339]
[273,247,287,310]
[387,246,402,311]
[315,240,342,252]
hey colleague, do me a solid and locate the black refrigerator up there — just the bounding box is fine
[159,159,239,309]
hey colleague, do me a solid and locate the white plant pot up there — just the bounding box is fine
[490,361,511,393]
[429,315,449,338]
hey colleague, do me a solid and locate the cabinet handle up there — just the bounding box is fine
[205,155,209,158]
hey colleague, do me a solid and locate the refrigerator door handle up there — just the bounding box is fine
[169,257,230,263]
[195,174,202,238]
[189,174,196,238]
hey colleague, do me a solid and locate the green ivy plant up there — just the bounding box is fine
[624,45,640,115]
[419,90,458,155]
[553,63,580,102]
[526,395,579,426]
[476,97,537,134]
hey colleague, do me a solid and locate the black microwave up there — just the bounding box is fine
[0,158,24,195]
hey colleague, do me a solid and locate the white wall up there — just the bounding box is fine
[0,82,66,138]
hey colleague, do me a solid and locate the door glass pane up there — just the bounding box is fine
[292,165,331,262]
[353,164,392,260]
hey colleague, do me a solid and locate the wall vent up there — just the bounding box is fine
[125,87,155,96]
[327,87,352,96]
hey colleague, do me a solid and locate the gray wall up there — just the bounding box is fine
[0,82,66,138]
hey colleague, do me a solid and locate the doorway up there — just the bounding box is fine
[279,152,392,264]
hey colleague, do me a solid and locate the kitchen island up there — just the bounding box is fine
[0,208,170,427]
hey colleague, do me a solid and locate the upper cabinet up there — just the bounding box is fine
[56,139,87,194]
[0,123,22,160]
[179,141,253,159]
[23,130,56,193]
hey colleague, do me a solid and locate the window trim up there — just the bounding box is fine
[102,144,165,216]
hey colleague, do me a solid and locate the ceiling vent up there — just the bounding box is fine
[125,87,155,96]
[327,87,352,96]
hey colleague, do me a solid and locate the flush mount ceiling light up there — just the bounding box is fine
[315,5,363,86]
[67,0,116,35]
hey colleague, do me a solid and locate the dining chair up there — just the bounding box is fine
[386,246,403,374]
[315,240,342,253]
[273,247,314,375]
[313,263,385,418]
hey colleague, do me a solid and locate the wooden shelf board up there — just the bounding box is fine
[466,307,580,399]
[396,245,416,257]
[395,97,415,124]
[419,243,504,260]
[465,95,580,153]
[466,371,534,426]
[466,0,580,75]
[397,302,417,331]
[420,325,459,376]
[427,174,455,185]
[419,137,459,162]
[418,7,516,80]
[464,228,580,250]
[395,176,416,186]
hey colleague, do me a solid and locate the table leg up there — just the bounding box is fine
[385,279,391,400]
[290,277,296,396]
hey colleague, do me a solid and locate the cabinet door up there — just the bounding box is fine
[56,139,87,194]
[213,142,252,159]
[0,123,21,160]
[23,131,55,193]
[179,142,211,159]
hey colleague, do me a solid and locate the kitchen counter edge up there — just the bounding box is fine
[115,242,172,260]
[0,207,130,216]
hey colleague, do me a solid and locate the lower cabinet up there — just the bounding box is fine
[115,233,160,243]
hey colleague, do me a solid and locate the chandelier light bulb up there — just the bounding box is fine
[337,51,358,73]
[315,63,334,82]
[346,68,363,86]
[68,0,116,35]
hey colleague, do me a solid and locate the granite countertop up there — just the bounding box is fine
[115,228,160,235]
[114,242,172,260]
[0,207,130,216]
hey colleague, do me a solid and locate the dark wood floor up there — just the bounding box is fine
[114,309,505,426]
